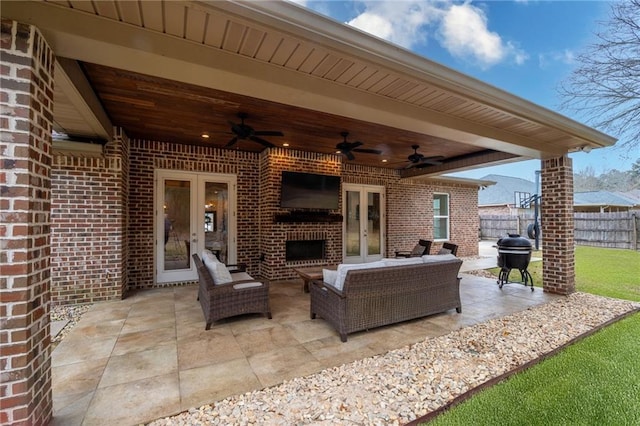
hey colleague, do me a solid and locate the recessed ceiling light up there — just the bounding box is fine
[382,159,388,163]
[201,133,210,139]
[282,142,289,147]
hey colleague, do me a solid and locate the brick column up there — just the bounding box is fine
[541,155,575,295]
[1,20,55,425]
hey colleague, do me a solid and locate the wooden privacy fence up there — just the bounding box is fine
[480,211,640,250]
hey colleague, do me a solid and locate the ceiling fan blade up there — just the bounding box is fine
[350,141,363,149]
[224,137,238,148]
[419,156,445,166]
[228,120,243,135]
[353,148,382,155]
[403,162,419,169]
[253,130,284,137]
[250,136,275,148]
[345,151,355,161]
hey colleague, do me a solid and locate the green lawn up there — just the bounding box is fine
[426,246,640,425]
[427,312,640,426]
[489,245,640,302]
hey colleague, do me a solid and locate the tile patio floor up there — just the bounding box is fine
[52,263,558,425]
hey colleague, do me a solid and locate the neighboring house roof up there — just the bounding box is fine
[478,174,537,207]
[574,191,640,208]
[615,189,640,204]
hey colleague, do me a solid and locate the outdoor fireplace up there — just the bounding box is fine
[286,239,325,262]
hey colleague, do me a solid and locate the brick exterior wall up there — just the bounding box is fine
[128,140,262,288]
[50,129,129,304]
[259,149,344,280]
[541,155,575,295]
[125,143,479,284]
[0,20,54,426]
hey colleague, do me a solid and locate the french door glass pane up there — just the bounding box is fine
[367,192,381,255]
[164,179,191,270]
[204,182,229,263]
[346,191,361,257]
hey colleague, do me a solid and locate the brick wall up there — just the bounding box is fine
[343,165,479,258]
[50,137,481,292]
[51,130,128,304]
[0,20,54,426]
[259,149,343,280]
[128,140,261,287]
[541,155,575,294]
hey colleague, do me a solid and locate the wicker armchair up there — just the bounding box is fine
[395,239,432,258]
[193,254,271,330]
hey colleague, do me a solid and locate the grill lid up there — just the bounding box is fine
[497,234,532,249]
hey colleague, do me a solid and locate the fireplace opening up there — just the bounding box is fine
[286,240,325,261]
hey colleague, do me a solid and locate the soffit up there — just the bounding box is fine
[3,0,616,175]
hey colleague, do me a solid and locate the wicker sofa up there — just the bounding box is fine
[193,253,271,330]
[310,256,463,342]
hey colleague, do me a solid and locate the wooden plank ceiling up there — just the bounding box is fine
[81,62,487,170]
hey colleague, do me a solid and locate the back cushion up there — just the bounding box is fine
[323,269,338,286]
[383,257,424,267]
[334,261,386,291]
[211,262,233,285]
[421,253,457,263]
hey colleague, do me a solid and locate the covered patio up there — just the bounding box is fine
[1,1,618,424]
[52,272,561,425]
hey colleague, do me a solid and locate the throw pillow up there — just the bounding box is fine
[211,262,233,285]
[437,248,452,255]
[410,244,424,256]
[322,269,338,286]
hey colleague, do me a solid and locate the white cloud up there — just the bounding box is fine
[439,3,515,69]
[341,1,527,69]
[538,49,576,69]
[346,1,440,49]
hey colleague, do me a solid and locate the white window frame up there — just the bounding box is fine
[433,192,450,241]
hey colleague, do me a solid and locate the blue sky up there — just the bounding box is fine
[290,0,636,181]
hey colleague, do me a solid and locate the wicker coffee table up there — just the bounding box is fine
[293,265,337,293]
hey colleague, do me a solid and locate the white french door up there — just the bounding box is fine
[343,184,385,264]
[155,170,237,284]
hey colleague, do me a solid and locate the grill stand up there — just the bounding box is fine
[497,267,534,291]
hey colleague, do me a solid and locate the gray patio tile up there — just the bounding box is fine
[84,373,181,426]
[234,324,299,358]
[51,391,94,426]
[248,344,322,388]
[52,335,118,367]
[179,358,262,411]
[177,328,245,371]
[98,345,178,388]
[111,325,176,356]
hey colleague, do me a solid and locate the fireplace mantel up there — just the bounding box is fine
[275,213,343,223]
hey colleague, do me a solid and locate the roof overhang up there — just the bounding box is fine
[2,0,617,175]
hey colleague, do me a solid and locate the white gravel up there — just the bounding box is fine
[147,292,638,426]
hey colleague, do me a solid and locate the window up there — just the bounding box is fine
[433,193,449,240]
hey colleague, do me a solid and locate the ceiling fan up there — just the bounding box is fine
[225,112,284,148]
[403,145,445,169]
[335,132,382,161]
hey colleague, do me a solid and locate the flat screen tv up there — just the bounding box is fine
[280,171,340,210]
